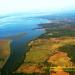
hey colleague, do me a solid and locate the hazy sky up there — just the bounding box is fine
[0,0,75,15]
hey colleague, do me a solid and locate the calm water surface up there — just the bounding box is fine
[0,15,49,75]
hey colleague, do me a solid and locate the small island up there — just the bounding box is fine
[0,40,11,70]
[5,32,26,40]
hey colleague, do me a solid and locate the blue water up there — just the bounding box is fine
[0,15,49,74]
[0,16,49,38]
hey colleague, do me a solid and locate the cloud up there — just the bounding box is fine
[0,0,75,15]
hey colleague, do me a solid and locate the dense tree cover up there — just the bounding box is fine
[59,44,75,63]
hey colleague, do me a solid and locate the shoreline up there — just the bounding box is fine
[1,30,45,75]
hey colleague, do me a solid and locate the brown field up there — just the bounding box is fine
[0,40,11,69]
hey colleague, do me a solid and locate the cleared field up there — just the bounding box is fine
[15,37,75,74]
[0,40,11,69]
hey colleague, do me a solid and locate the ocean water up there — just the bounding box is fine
[0,14,49,75]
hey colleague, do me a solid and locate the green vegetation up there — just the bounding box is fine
[59,44,75,63]
[39,29,75,39]
[15,21,75,75]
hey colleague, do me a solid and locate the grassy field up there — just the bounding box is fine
[15,21,75,75]
[15,37,75,75]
